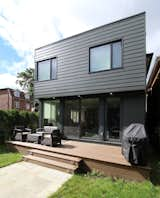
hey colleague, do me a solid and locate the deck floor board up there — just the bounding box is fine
[7,140,130,166]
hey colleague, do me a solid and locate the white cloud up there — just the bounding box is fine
[0,0,160,89]
[0,73,21,89]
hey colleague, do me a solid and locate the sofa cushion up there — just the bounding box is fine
[44,126,58,133]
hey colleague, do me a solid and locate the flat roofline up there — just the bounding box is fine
[35,12,145,51]
[0,88,13,91]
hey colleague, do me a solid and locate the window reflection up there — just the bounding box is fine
[106,97,120,139]
[80,98,99,139]
[43,100,60,127]
[64,99,80,138]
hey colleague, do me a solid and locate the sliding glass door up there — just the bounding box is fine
[80,97,99,139]
[43,100,60,127]
[42,96,121,142]
[64,99,80,138]
[105,97,120,140]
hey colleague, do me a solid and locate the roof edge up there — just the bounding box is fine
[35,12,145,51]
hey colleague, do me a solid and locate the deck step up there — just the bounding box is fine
[23,155,78,174]
[29,149,81,165]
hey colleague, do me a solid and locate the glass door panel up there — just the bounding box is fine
[106,97,120,140]
[64,99,80,138]
[43,100,60,127]
[80,98,99,139]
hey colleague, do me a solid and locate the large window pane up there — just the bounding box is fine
[43,100,60,127]
[112,42,122,68]
[106,97,120,140]
[90,44,111,72]
[80,98,99,139]
[51,58,57,79]
[64,99,80,138]
[38,60,50,81]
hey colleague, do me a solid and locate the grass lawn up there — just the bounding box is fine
[0,144,23,168]
[49,174,160,198]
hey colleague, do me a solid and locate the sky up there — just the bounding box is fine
[0,0,160,89]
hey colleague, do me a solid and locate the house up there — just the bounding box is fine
[34,12,146,144]
[146,56,160,149]
[0,88,31,111]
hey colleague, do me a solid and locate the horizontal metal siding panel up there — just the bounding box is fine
[57,54,145,72]
[34,13,145,98]
[56,69,145,79]
[34,82,145,98]
[34,68,145,87]
[35,39,145,64]
[34,75,145,94]
[35,27,144,59]
[57,66,145,78]
[35,15,144,55]
[34,85,145,99]
[35,32,145,61]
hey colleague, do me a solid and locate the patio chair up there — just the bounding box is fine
[13,126,31,142]
[41,129,62,146]
[36,126,61,146]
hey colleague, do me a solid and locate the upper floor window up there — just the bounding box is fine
[14,90,20,98]
[89,41,122,72]
[37,58,57,81]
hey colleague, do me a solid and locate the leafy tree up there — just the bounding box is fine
[16,68,34,98]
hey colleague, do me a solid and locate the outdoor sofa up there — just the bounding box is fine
[13,126,32,142]
[27,126,62,146]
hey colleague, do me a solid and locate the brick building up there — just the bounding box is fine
[0,88,31,111]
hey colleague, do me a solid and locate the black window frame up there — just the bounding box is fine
[89,40,122,73]
[37,57,57,81]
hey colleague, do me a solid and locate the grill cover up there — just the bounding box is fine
[122,123,148,165]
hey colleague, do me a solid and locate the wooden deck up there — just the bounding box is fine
[6,140,150,181]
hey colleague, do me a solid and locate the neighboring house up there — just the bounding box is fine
[34,12,146,144]
[146,56,160,149]
[0,88,31,111]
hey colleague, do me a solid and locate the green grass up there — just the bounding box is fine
[0,144,22,168]
[50,147,160,198]
[49,174,160,198]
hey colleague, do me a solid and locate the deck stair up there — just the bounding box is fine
[23,149,82,174]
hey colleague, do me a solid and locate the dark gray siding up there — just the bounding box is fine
[34,13,146,98]
[122,92,145,128]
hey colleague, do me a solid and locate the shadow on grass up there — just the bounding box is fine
[0,143,18,154]
[0,144,10,154]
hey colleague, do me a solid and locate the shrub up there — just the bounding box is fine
[0,110,39,141]
[0,110,9,143]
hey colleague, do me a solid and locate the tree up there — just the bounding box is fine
[16,68,34,98]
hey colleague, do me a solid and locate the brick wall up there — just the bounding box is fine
[0,89,31,111]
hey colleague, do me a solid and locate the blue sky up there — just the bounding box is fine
[0,0,160,89]
[0,37,22,74]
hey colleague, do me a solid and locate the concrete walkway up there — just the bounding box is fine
[0,162,72,198]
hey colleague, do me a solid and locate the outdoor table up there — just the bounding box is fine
[15,131,30,142]
[27,133,42,144]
